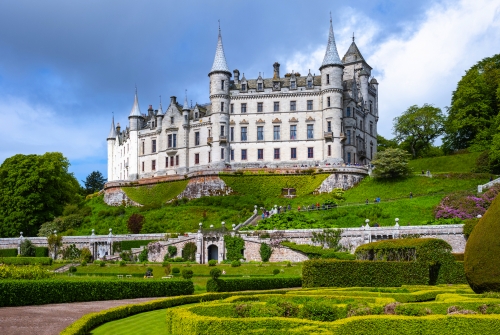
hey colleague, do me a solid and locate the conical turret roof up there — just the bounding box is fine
[129,89,141,117]
[343,40,365,62]
[320,19,343,69]
[107,116,117,139]
[209,28,230,75]
[182,95,189,110]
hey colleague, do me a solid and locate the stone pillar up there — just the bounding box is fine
[196,223,203,264]
[107,228,113,258]
[18,232,24,256]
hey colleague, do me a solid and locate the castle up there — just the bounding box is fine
[107,20,379,181]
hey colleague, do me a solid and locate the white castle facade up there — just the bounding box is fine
[107,21,379,181]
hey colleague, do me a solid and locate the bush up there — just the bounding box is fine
[273,269,280,275]
[463,218,479,238]
[281,241,355,260]
[35,247,49,258]
[164,263,171,276]
[0,249,18,257]
[69,266,77,273]
[99,261,106,267]
[231,260,241,268]
[172,267,180,274]
[81,261,87,266]
[300,300,347,321]
[119,260,126,267]
[0,257,52,266]
[0,279,194,307]
[372,148,412,179]
[465,192,500,293]
[20,239,36,257]
[206,277,302,292]
[210,268,222,280]
[0,265,53,280]
[259,243,272,262]
[138,248,148,262]
[181,269,193,280]
[208,260,217,267]
[127,213,145,234]
[61,244,81,260]
[80,248,92,263]
[168,245,178,258]
[224,235,245,261]
[182,242,197,262]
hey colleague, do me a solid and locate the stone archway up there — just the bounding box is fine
[208,244,218,261]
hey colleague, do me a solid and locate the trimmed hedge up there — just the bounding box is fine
[303,260,429,288]
[114,240,154,252]
[35,247,49,257]
[0,257,52,265]
[281,241,355,260]
[0,279,194,307]
[207,277,302,292]
[61,290,291,335]
[0,248,18,257]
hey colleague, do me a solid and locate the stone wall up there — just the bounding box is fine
[315,172,365,193]
[243,239,309,262]
[104,187,142,207]
[147,237,196,262]
[177,176,233,199]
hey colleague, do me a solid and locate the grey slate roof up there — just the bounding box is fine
[343,41,365,62]
[129,91,142,117]
[321,20,343,68]
[231,75,321,90]
[107,116,117,139]
[183,96,189,110]
[210,29,230,74]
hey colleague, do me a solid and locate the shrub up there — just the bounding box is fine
[80,247,92,263]
[231,260,241,268]
[210,268,222,280]
[20,239,36,257]
[0,257,52,266]
[172,267,180,274]
[81,261,87,266]
[181,269,193,280]
[224,235,245,261]
[273,269,280,275]
[164,263,171,276]
[35,247,49,258]
[182,242,197,262]
[0,279,194,307]
[206,277,302,292]
[463,218,479,238]
[465,192,500,293]
[61,244,81,260]
[138,248,148,262]
[168,245,178,258]
[127,213,145,234]
[300,300,346,321]
[69,266,77,273]
[0,265,53,280]
[99,261,106,267]
[0,249,18,257]
[208,260,217,267]
[119,260,126,267]
[371,148,412,179]
[259,243,272,262]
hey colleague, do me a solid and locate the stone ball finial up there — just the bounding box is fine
[20,232,23,237]
[232,224,236,229]
[365,219,370,224]
[109,228,112,232]
[221,221,225,225]
[91,229,95,236]
[210,225,214,228]
[477,214,482,219]
[199,222,203,227]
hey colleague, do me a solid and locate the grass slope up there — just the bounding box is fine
[122,180,189,207]
[408,152,481,173]
[90,308,168,335]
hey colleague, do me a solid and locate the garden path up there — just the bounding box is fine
[0,297,161,335]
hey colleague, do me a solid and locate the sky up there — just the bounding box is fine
[0,0,499,183]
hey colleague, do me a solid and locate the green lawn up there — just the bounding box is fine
[408,152,481,173]
[90,308,169,335]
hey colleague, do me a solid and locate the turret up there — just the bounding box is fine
[359,68,369,108]
[127,89,141,180]
[320,18,344,163]
[128,89,142,131]
[107,116,117,181]
[208,26,231,166]
[156,100,163,129]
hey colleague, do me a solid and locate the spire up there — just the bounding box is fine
[158,96,163,115]
[209,24,230,75]
[183,90,189,110]
[107,115,117,139]
[129,88,141,117]
[343,39,365,62]
[320,18,343,69]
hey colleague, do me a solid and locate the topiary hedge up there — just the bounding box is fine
[0,257,52,265]
[281,241,355,260]
[0,248,18,257]
[0,279,194,307]
[465,190,500,293]
[206,277,302,292]
[35,247,49,257]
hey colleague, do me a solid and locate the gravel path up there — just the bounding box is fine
[0,297,162,335]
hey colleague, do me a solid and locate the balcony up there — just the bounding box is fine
[324,131,333,139]
[358,149,367,158]
[340,133,346,141]
[166,146,178,153]
[219,135,227,143]
[207,137,213,145]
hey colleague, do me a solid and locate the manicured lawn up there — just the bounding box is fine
[90,308,169,335]
[408,152,482,173]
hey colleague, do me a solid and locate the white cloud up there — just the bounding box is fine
[282,0,500,139]
[0,96,106,164]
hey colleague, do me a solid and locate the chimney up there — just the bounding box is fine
[116,122,121,133]
[233,69,240,83]
[170,96,177,105]
[273,62,280,79]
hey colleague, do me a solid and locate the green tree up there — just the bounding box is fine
[393,104,445,158]
[371,148,412,179]
[82,171,106,194]
[20,239,36,257]
[0,152,80,237]
[443,53,500,152]
[376,135,399,152]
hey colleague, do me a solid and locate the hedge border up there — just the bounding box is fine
[0,248,18,257]
[206,277,302,292]
[0,257,52,265]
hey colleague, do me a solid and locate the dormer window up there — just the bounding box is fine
[307,80,312,88]
[195,112,198,119]
[291,81,296,89]
[242,83,247,91]
[258,82,263,90]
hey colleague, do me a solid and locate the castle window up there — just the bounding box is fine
[370,102,373,114]
[258,149,263,160]
[230,104,234,113]
[241,103,247,113]
[370,122,373,135]
[152,160,156,171]
[326,74,330,84]
[208,152,211,163]
[346,107,351,117]
[221,148,225,160]
[170,156,174,167]
[241,149,247,160]
[257,126,264,141]
[307,124,314,139]
[307,100,313,110]
[230,127,234,141]
[195,132,200,146]
[347,130,351,144]
[165,157,168,167]
[274,148,280,160]
[195,112,198,119]
[241,83,247,91]
[258,82,263,90]
[327,97,331,107]
[171,116,174,123]
[220,125,225,136]
[221,80,225,90]
[290,101,296,111]
[173,134,177,147]
[257,102,263,112]
[347,152,351,163]
[195,153,199,164]
[184,115,188,121]
[221,102,224,112]
[142,161,144,172]
[274,102,279,112]
[328,145,331,156]
[168,135,172,148]
[241,127,247,141]
[307,80,312,88]
[360,120,363,130]
[291,81,296,89]
[141,141,145,155]
[230,149,234,160]
[152,139,156,153]
[290,125,297,140]
[307,147,314,158]
[370,143,373,159]
[291,148,297,159]
[273,125,280,140]
[327,121,332,133]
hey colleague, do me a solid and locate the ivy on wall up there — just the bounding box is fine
[224,235,245,261]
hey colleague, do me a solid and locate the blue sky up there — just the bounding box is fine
[0,0,499,183]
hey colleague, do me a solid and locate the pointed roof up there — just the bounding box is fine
[343,40,365,62]
[107,116,117,139]
[209,27,230,75]
[182,95,189,110]
[157,101,164,115]
[320,19,343,69]
[129,89,141,117]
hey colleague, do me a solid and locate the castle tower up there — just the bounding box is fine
[106,116,117,181]
[208,26,231,167]
[320,18,344,163]
[182,95,190,171]
[127,90,142,180]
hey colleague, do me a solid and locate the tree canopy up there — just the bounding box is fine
[83,170,107,194]
[443,53,500,152]
[393,104,445,158]
[0,152,81,237]
[371,148,412,179]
